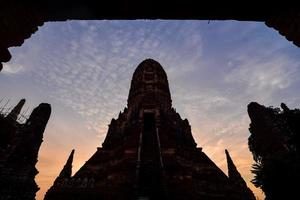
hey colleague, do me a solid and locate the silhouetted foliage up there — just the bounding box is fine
[247,102,300,200]
[251,159,263,189]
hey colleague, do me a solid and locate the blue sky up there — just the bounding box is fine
[1,20,300,200]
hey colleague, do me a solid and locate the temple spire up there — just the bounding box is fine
[1,102,51,200]
[59,149,75,179]
[127,59,172,110]
[6,99,25,121]
[6,103,51,165]
[225,149,256,200]
[225,149,243,181]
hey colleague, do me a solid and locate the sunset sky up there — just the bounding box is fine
[1,20,300,200]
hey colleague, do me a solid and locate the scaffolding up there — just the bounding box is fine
[0,98,30,123]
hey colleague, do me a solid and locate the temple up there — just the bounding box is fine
[45,59,255,200]
[0,99,51,200]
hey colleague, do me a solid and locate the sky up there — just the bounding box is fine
[1,20,300,200]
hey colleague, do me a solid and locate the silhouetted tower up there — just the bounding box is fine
[0,101,51,200]
[226,149,244,183]
[54,149,75,185]
[225,149,256,200]
[45,59,254,200]
[6,98,25,121]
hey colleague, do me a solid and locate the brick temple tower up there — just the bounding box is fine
[45,59,255,200]
[0,99,51,200]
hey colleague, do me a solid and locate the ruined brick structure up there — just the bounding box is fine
[0,99,51,200]
[248,102,300,200]
[45,59,255,200]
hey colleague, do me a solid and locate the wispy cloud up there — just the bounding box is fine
[2,62,24,74]
[6,21,206,137]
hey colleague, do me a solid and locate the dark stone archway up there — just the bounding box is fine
[0,1,299,71]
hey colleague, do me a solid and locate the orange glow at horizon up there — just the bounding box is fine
[35,123,264,200]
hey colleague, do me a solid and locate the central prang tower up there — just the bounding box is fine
[45,59,255,200]
[128,59,172,111]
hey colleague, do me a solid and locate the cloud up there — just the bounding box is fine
[2,63,24,74]
[225,50,299,96]
[5,20,206,137]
